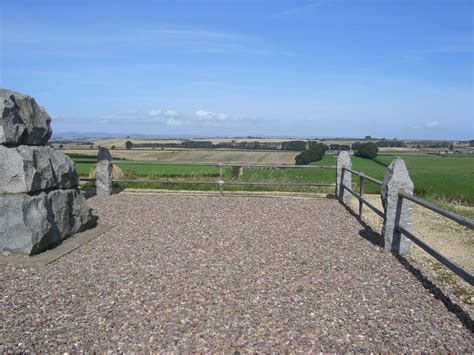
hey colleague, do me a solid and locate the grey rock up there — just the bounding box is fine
[0,88,52,146]
[0,145,78,194]
[0,192,53,255]
[96,147,112,196]
[44,146,79,189]
[0,188,94,255]
[0,145,26,194]
[69,188,94,234]
[336,151,352,204]
[381,159,414,256]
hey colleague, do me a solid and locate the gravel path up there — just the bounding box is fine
[1,193,473,352]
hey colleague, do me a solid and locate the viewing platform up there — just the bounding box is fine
[1,192,472,352]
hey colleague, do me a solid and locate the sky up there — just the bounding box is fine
[0,0,473,139]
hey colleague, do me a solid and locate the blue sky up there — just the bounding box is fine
[1,0,473,139]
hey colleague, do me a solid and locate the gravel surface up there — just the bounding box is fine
[1,193,473,352]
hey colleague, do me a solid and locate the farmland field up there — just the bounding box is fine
[70,150,474,205]
[63,148,299,164]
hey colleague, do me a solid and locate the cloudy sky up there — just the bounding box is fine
[1,0,473,139]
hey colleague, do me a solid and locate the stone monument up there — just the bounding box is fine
[381,159,414,256]
[96,147,113,196]
[336,151,352,204]
[0,88,95,255]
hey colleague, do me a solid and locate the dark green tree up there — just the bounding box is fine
[125,140,134,150]
[351,142,362,151]
[355,142,378,159]
[281,141,306,151]
[295,142,326,165]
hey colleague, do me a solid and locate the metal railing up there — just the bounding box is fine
[396,192,474,285]
[341,167,385,218]
[80,161,336,196]
[340,167,474,286]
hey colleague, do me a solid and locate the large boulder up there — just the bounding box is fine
[0,188,95,255]
[0,145,79,194]
[0,88,52,146]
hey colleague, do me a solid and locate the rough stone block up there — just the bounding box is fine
[0,188,94,255]
[96,147,112,196]
[0,145,78,194]
[0,88,52,146]
[381,159,414,256]
[336,151,352,204]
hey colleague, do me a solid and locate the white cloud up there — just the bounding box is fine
[165,110,178,117]
[149,108,179,118]
[56,107,254,129]
[148,108,185,126]
[195,110,228,121]
[164,117,183,126]
[149,108,162,117]
[425,120,439,128]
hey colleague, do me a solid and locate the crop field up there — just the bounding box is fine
[71,151,474,205]
[63,148,299,164]
[92,137,303,148]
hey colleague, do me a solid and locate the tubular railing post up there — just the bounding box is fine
[381,159,414,256]
[358,175,364,218]
[218,163,224,197]
[336,151,352,204]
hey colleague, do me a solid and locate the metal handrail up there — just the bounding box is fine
[342,167,383,185]
[75,160,336,169]
[397,225,473,285]
[398,192,474,230]
[342,184,385,218]
[82,178,335,188]
[341,168,473,285]
[80,160,337,194]
[396,192,474,286]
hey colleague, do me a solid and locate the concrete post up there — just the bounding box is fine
[381,159,414,256]
[336,151,352,204]
[96,147,112,196]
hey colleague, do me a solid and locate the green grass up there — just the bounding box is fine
[72,153,474,205]
[310,154,474,203]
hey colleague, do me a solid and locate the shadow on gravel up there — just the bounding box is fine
[396,255,474,332]
[343,203,474,332]
[81,186,124,199]
[343,204,382,247]
[82,187,96,199]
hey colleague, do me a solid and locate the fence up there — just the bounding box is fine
[336,151,474,286]
[82,148,336,196]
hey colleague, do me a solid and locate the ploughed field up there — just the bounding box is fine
[70,152,474,206]
[1,194,472,352]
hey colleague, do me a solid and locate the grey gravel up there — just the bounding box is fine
[0,193,472,352]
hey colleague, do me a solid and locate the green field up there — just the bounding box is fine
[71,153,474,204]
